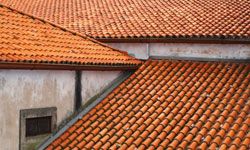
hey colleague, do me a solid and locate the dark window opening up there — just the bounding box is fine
[25,116,52,137]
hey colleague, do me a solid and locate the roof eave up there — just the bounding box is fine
[0,62,141,71]
[96,37,250,44]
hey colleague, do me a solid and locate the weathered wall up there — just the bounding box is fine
[108,43,250,60]
[81,71,121,105]
[0,70,75,150]
[108,43,149,59]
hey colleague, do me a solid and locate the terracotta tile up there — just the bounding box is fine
[241,136,250,148]
[127,144,137,149]
[45,60,250,149]
[151,138,162,148]
[68,133,78,141]
[93,141,103,149]
[76,133,86,141]
[116,136,127,144]
[84,141,95,149]
[167,132,177,142]
[169,139,180,148]
[68,140,78,148]
[190,140,202,149]
[0,4,142,68]
[178,140,190,149]
[198,143,208,150]
[60,132,70,141]
[222,136,232,145]
[54,146,63,150]
[238,146,248,150]
[46,145,54,150]
[219,144,228,150]
[74,120,84,128]
[209,143,220,149]
[60,139,70,148]
[52,138,62,147]
[159,138,171,148]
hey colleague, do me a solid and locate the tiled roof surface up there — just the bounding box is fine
[46,60,250,149]
[0,4,141,67]
[0,0,249,40]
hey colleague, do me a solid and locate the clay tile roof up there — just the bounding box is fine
[0,4,141,69]
[44,60,250,149]
[0,0,249,42]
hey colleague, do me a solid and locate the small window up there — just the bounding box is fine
[26,116,52,137]
[20,107,57,150]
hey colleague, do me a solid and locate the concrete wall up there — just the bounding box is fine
[108,43,149,59]
[0,70,75,150]
[0,69,122,149]
[108,43,250,60]
[81,71,121,105]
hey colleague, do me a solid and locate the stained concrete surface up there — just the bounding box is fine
[0,70,75,150]
[108,43,250,60]
[81,71,121,105]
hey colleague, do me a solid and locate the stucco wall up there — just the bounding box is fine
[81,71,121,105]
[108,43,149,59]
[108,43,250,60]
[0,70,75,150]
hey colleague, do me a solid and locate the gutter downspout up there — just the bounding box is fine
[74,71,82,111]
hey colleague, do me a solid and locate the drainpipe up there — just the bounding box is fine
[146,43,150,59]
[74,71,82,111]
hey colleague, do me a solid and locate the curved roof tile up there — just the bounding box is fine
[0,0,249,41]
[44,60,250,149]
[0,4,142,69]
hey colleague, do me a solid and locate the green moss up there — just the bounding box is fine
[23,134,50,150]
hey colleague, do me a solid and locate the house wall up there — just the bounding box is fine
[0,69,122,149]
[0,70,75,150]
[108,43,250,60]
[81,71,121,105]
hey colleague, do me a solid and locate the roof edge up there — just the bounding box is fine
[38,71,134,150]
[0,62,140,70]
[96,37,250,44]
[0,3,132,55]
[149,56,250,63]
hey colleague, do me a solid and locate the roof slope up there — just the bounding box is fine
[45,60,250,149]
[0,4,141,69]
[0,0,249,41]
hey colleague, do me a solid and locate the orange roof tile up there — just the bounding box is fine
[44,60,250,149]
[0,4,141,69]
[0,0,249,42]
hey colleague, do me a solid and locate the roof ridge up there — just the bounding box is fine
[0,3,130,55]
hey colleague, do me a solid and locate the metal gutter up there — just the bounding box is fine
[96,37,250,44]
[149,56,250,63]
[0,62,141,70]
[38,71,134,150]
